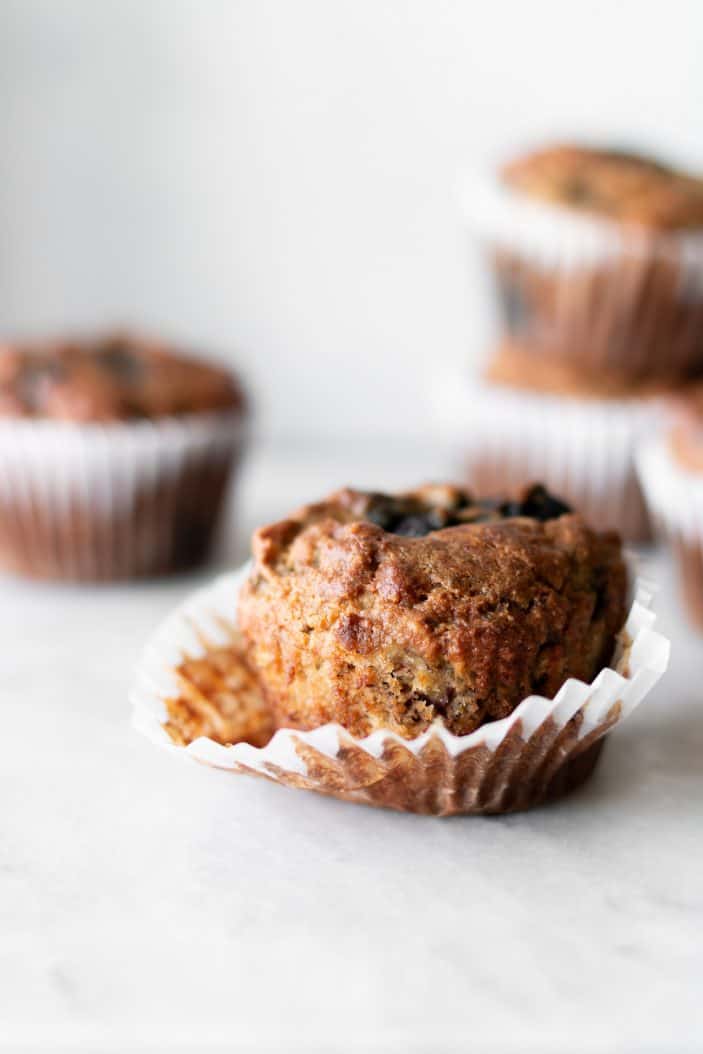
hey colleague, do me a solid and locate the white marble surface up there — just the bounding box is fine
[1,444,702,1053]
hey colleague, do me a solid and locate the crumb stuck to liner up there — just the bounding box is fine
[131,562,669,816]
[432,373,662,543]
[163,628,275,748]
[637,439,703,631]
[463,171,703,381]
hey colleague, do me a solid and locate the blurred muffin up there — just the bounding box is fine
[485,339,679,400]
[465,143,703,381]
[238,483,626,740]
[0,332,247,580]
[638,388,703,629]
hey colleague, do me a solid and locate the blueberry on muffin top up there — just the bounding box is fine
[502,144,703,229]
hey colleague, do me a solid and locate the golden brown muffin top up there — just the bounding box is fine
[501,144,703,230]
[252,482,575,573]
[485,340,684,401]
[0,332,245,422]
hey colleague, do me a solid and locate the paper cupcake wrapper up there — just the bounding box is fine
[131,561,669,816]
[433,373,662,541]
[637,438,703,628]
[462,171,703,378]
[0,410,246,580]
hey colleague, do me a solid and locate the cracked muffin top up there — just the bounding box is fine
[485,340,683,401]
[0,332,245,422]
[238,484,627,740]
[501,144,703,230]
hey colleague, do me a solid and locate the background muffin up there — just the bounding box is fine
[238,484,626,740]
[0,332,247,580]
[465,143,703,381]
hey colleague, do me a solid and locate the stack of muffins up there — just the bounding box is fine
[450,143,703,627]
[0,332,247,580]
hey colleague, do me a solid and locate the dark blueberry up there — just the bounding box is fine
[365,494,402,532]
[365,495,455,537]
[100,344,143,381]
[519,485,572,521]
[495,273,529,334]
[499,485,571,522]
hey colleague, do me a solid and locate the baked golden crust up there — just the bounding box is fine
[502,144,703,230]
[485,340,683,400]
[238,485,627,740]
[0,331,245,421]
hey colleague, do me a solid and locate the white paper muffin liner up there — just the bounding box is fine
[131,560,669,815]
[433,373,664,542]
[462,170,703,378]
[0,410,247,580]
[463,170,703,276]
[637,438,703,627]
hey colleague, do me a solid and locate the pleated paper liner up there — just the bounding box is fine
[0,410,246,580]
[637,438,703,630]
[432,372,663,542]
[131,562,669,816]
[462,170,703,380]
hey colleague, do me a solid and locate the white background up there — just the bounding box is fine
[0,0,701,441]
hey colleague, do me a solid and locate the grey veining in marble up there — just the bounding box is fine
[1,445,701,1053]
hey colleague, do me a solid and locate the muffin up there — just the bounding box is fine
[433,344,667,542]
[133,485,668,815]
[637,388,703,629]
[465,144,703,381]
[238,484,627,740]
[0,332,247,580]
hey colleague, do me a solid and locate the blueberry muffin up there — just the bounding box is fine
[0,332,247,580]
[238,484,627,740]
[468,143,703,381]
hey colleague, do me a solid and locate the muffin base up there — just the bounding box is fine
[0,412,245,581]
[0,461,234,580]
[131,563,669,816]
[491,247,703,382]
[464,173,703,381]
[169,699,610,816]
